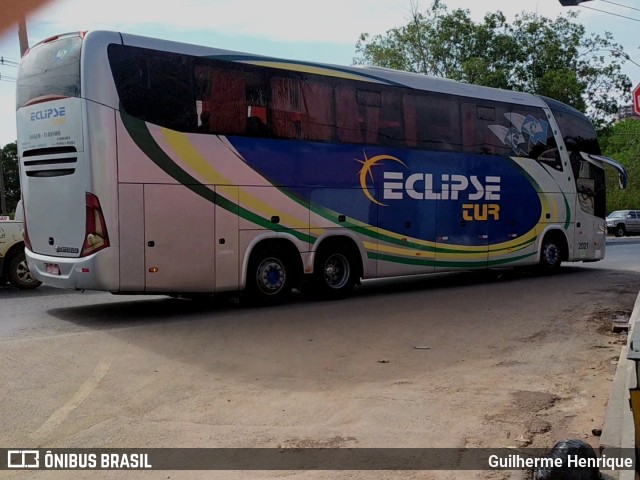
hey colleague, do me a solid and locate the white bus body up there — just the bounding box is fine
[16,31,627,303]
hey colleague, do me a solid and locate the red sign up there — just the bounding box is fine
[634,83,640,116]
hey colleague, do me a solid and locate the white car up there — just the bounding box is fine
[0,201,42,289]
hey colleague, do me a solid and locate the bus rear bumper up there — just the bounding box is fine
[25,248,117,291]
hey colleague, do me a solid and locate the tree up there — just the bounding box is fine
[354,0,632,125]
[600,120,640,213]
[1,142,20,216]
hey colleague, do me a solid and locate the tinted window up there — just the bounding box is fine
[17,35,82,108]
[462,100,511,156]
[269,75,335,142]
[403,92,461,152]
[195,61,248,135]
[542,96,601,156]
[509,105,561,170]
[109,44,196,131]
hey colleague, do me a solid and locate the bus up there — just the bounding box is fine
[16,31,627,304]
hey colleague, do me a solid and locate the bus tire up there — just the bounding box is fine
[539,236,563,272]
[615,224,626,237]
[246,246,293,305]
[7,251,42,290]
[312,246,357,299]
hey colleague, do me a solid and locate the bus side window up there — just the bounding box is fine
[245,71,270,137]
[336,85,363,144]
[406,92,461,152]
[356,89,381,145]
[300,79,334,142]
[511,105,561,170]
[462,100,510,156]
[195,64,246,135]
[143,51,195,131]
[402,94,418,148]
[269,75,334,142]
[271,76,301,139]
[109,45,196,132]
[377,90,403,148]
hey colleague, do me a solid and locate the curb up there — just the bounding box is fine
[600,293,640,479]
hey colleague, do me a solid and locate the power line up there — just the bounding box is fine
[0,73,16,82]
[599,0,640,13]
[580,5,640,21]
[0,56,19,67]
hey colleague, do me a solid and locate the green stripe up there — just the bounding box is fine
[369,251,536,268]
[120,111,315,244]
[275,178,537,255]
[562,193,571,229]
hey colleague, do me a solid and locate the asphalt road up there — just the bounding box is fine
[1,240,638,480]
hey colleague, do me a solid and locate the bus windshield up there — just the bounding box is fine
[16,34,82,108]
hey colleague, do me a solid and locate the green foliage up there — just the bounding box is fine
[354,0,631,125]
[1,142,20,215]
[600,120,640,213]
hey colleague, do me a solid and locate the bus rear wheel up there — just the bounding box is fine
[313,247,357,299]
[246,247,293,305]
[539,237,562,272]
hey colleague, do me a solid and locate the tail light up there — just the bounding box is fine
[22,200,32,250]
[81,192,110,257]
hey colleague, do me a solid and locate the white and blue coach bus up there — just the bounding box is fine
[15,31,627,303]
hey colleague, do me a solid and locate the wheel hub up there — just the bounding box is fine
[545,245,559,265]
[324,254,349,289]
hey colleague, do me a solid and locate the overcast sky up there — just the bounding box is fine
[0,0,638,146]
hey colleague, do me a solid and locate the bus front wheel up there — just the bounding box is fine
[539,237,562,272]
[312,248,357,299]
[246,247,293,305]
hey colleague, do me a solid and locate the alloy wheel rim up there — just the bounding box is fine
[17,260,36,284]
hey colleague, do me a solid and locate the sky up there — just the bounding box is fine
[0,0,638,147]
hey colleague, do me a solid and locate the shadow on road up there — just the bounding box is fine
[44,264,632,328]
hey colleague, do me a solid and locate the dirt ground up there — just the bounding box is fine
[1,266,637,480]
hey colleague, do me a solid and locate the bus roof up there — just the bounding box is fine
[107,30,547,109]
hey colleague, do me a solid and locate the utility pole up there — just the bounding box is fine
[1,17,31,215]
[0,148,6,215]
[18,17,29,57]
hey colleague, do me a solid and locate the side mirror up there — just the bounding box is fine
[579,152,627,189]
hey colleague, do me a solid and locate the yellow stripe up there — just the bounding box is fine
[365,237,533,261]
[243,61,386,83]
[160,129,308,228]
[363,241,437,259]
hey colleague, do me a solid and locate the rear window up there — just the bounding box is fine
[16,35,82,108]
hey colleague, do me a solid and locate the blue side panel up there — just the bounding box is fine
[228,136,542,246]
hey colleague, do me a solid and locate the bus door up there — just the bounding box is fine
[214,186,240,292]
[143,184,215,292]
[434,199,489,272]
[571,153,607,261]
[376,185,436,278]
